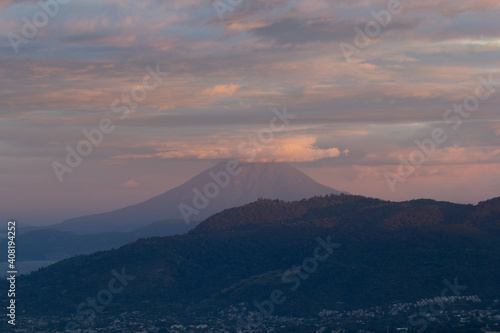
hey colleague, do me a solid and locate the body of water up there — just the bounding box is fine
[0,260,57,277]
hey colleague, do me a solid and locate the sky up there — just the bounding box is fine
[1,0,500,226]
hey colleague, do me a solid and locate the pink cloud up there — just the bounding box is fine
[203,84,240,97]
[122,180,139,188]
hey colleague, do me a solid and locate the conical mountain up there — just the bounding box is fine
[53,162,343,234]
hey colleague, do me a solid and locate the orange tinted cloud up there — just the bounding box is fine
[203,84,240,97]
[111,135,347,163]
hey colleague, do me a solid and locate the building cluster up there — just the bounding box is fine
[3,299,499,333]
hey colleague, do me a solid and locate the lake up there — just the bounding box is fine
[0,260,57,277]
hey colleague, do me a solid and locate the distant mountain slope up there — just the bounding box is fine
[13,194,500,320]
[52,162,343,234]
[0,219,198,262]
[2,229,135,261]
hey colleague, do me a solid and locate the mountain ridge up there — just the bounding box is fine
[1,162,344,261]
[52,162,344,234]
[12,194,500,321]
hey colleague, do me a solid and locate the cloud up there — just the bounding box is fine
[122,180,139,188]
[0,0,33,8]
[3,0,500,224]
[406,0,500,17]
[250,17,417,45]
[111,136,348,163]
[242,136,348,162]
[203,84,240,97]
